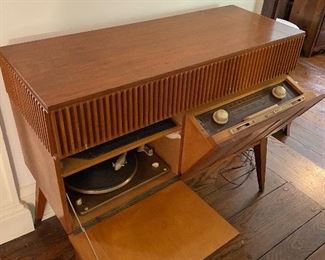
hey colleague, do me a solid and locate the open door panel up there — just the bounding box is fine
[70,181,238,260]
[180,77,325,175]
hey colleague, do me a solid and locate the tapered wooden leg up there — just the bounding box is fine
[254,138,267,192]
[35,184,47,226]
[283,122,292,136]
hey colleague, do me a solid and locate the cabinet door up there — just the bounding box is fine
[70,181,238,260]
[180,77,324,174]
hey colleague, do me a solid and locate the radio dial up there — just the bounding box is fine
[212,109,229,125]
[272,86,287,99]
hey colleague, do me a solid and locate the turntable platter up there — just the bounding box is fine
[65,152,137,194]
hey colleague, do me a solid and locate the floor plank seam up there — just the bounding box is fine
[305,241,325,260]
[300,61,325,72]
[231,182,288,220]
[257,210,325,260]
[189,168,254,199]
[289,138,325,156]
[282,133,325,158]
[227,181,287,221]
[266,167,288,183]
[285,180,325,210]
[271,134,324,159]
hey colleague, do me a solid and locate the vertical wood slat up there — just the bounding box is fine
[0,36,304,158]
[78,104,88,148]
[72,105,82,149]
[0,58,51,153]
[214,61,222,99]
[138,86,144,128]
[91,100,100,143]
[85,101,94,147]
[148,83,154,124]
[57,110,68,155]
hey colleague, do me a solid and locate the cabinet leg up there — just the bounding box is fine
[254,138,267,192]
[283,122,291,136]
[35,184,47,226]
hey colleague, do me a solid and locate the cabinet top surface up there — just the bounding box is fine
[0,5,303,109]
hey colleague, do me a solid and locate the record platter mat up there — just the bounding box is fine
[196,81,300,135]
[65,151,170,215]
[65,152,137,195]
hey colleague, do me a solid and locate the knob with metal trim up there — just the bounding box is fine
[212,109,229,125]
[272,85,287,99]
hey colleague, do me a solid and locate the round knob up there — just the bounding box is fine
[272,86,287,99]
[212,109,229,125]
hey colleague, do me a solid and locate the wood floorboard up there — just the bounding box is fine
[260,210,325,260]
[274,100,325,169]
[287,121,325,155]
[267,137,325,208]
[307,243,325,260]
[186,154,253,198]
[273,131,325,169]
[290,55,325,95]
[203,168,286,219]
[277,54,325,169]
[0,217,74,260]
[294,105,325,133]
[207,183,322,260]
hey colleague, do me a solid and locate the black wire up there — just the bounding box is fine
[218,149,256,190]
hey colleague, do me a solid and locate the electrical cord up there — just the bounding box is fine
[218,149,256,190]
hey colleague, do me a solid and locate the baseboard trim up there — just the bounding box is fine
[0,203,34,244]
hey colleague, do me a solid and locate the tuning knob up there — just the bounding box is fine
[272,86,287,99]
[212,109,229,125]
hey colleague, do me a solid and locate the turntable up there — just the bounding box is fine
[65,147,170,215]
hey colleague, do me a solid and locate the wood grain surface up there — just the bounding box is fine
[289,0,325,56]
[261,211,325,260]
[11,103,73,233]
[71,181,238,260]
[307,244,325,260]
[0,6,306,159]
[1,55,324,260]
[267,137,325,207]
[208,183,322,259]
[204,168,286,219]
[275,54,325,168]
[0,217,73,259]
[0,6,303,107]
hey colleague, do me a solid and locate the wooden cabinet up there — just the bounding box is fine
[0,5,323,259]
[289,0,325,56]
[262,0,325,56]
[261,0,294,20]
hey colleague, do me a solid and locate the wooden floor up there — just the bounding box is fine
[274,55,325,169]
[0,55,324,260]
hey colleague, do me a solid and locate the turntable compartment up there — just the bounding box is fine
[62,117,183,224]
[61,119,181,177]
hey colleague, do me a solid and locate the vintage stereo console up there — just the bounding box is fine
[0,6,323,259]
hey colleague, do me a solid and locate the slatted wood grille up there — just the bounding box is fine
[1,36,304,158]
[0,57,52,153]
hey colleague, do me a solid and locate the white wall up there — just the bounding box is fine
[0,0,263,219]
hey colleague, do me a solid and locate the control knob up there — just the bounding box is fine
[272,85,287,99]
[212,109,229,125]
